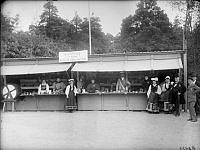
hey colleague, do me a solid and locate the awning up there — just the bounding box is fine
[153,58,183,70]
[1,63,72,75]
[71,58,183,72]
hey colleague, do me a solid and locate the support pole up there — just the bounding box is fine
[88,1,92,55]
[183,53,187,112]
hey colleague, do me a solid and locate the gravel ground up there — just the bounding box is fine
[1,111,200,150]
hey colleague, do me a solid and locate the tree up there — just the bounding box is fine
[1,13,21,58]
[171,0,200,75]
[171,16,184,50]
[39,1,59,38]
[70,12,83,50]
[120,0,179,52]
[79,16,108,54]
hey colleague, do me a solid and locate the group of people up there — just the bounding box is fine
[77,72,131,93]
[36,74,200,119]
[145,75,200,122]
[38,78,78,112]
[38,78,66,95]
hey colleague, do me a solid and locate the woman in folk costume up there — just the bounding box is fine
[160,76,173,112]
[146,77,162,113]
[116,72,131,92]
[65,79,78,112]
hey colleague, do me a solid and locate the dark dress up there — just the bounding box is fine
[160,83,173,102]
[66,86,76,106]
[147,85,160,113]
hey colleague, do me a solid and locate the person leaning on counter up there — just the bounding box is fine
[86,79,100,93]
[116,72,131,92]
[38,79,50,94]
[52,78,66,94]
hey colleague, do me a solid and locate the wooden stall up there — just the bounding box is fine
[1,57,72,111]
[1,51,186,111]
[72,51,185,111]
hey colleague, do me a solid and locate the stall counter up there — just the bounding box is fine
[77,92,147,111]
[4,92,147,111]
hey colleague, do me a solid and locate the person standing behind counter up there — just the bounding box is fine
[142,75,151,92]
[77,76,85,93]
[116,72,131,92]
[86,79,100,93]
[52,78,66,94]
[38,80,50,94]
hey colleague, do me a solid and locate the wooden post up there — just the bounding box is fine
[3,75,6,86]
[183,53,187,112]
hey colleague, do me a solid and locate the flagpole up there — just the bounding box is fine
[88,1,92,55]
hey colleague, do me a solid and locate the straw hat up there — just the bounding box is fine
[68,79,74,82]
[151,77,158,81]
[165,76,170,79]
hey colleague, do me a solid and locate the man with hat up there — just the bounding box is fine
[171,75,186,116]
[116,72,131,93]
[192,75,200,115]
[187,77,200,122]
[65,79,78,112]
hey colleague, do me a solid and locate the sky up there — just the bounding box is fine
[1,1,185,36]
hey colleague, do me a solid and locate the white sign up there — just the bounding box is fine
[59,50,88,63]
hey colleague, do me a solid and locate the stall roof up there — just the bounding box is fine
[1,63,72,75]
[1,50,185,74]
[72,53,183,72]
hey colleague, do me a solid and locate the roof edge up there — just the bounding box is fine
[1,50,185,61]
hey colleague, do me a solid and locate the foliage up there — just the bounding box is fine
[120,0,181,52]
[2,0,199,58]
[171,0,200,75]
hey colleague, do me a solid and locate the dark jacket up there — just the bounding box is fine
[187,83,200,103]
[171,82,186,104]
[86,83,100,93]
[142,79,151,92]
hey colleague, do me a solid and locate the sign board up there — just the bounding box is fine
[59,50,88,63]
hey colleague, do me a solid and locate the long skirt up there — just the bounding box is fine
[65,90,77,111]
[159,90,172,111]
[160,90,172,102]
[146,92,159,113]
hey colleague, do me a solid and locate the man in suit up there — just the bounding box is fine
[171,75,186,116]
[187,77,200,122]
[193,76,200,115]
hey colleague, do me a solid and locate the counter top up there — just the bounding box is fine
[20,93,66,97]
[77,92,146,95]
[20,92,146,97]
